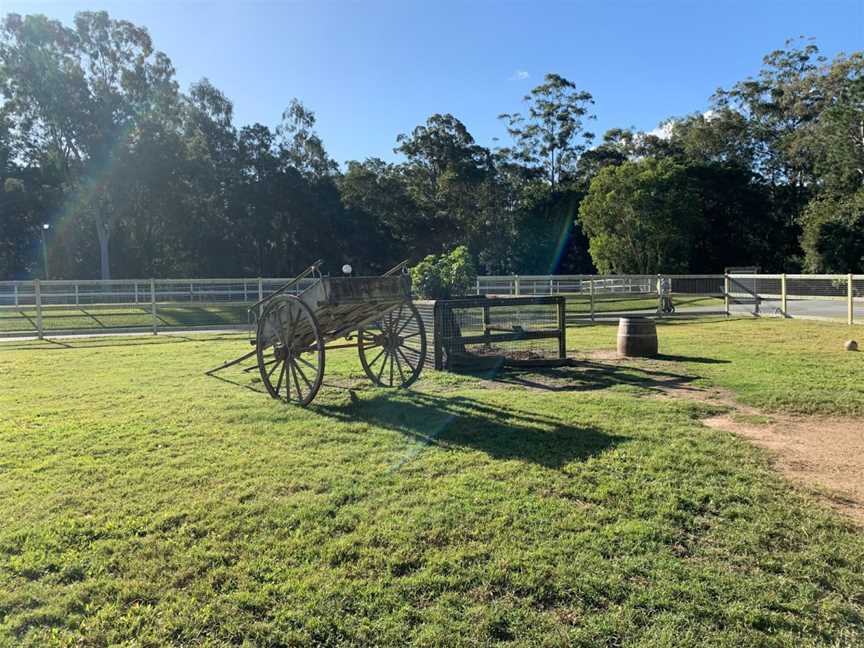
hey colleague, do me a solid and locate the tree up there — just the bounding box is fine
[276,99,338,180]
[578,159,700,273]
[395,114,494,257]
[0,11,180,279]
[498,74,595,189]
[808,60,864,195]
[801,189,864,272]
[338,158,416,271]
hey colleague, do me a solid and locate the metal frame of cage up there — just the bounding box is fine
[414,296,567,372]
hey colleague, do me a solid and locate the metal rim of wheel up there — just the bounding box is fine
[256,295,325,406]
[358,301,427,388]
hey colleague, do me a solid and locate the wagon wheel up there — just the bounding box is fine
[358,302,427,388]
[256,295,325,406]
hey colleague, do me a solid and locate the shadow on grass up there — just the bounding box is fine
[653,353,730,364]
[316,390,626,468]
[447,355,725,395]
[483,362,696,394]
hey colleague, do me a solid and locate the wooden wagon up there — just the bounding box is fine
[207,260,427,406]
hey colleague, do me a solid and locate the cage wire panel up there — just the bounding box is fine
[417,297,566,371]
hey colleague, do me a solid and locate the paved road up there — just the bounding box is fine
[731,297,858,321]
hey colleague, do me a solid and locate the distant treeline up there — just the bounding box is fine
[1,12,862,280]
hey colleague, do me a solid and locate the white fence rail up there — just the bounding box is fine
[1,273,861,339]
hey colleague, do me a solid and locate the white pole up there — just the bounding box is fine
[151,278,157,335]
[35,279,43,339]
[13,284,18,307]
[590,278,595,321]
[724,274,730,317]
[75,283,79,306]
[514,275,520,295]
[849,273,854,326]
[476,277,480,295]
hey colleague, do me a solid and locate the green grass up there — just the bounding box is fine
[0,303,250,333]
[0,320,863,646]
[566,293,725,315]
[567,317,864,415]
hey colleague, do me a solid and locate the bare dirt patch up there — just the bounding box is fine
[703,413,864,524]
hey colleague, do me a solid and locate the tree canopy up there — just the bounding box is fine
[1,15,862,280]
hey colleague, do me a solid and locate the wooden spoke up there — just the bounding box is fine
[397,347,417,373]
[393,349,406,384]
[275,362,286,397]
[367,346,386,371]
[293,359,313,391]
[289,360,303,402]
[376,350,389,384]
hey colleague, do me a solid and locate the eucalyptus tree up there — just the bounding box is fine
[0,11,180,279]
[498,74,595,190]
[394,113,495,257]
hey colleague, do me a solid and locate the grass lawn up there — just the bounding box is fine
[1,319,862,646]
[565,293,725,316]
[567,317,864,415]
[0,303,250,334]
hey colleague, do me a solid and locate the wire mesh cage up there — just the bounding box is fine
[415,296,567,371]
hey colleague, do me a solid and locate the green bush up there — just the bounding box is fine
[410,246,477,299]
[801,189,864,273]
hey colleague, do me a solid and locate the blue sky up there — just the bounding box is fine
[5,1,863,165]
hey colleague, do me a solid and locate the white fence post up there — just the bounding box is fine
[151,278,157,335]
[724,274,730,317]
[476,277,481,295]
[589,278,595,321]
[13,283,18,307]
[514,275,520,295]
[781,273,787,317]
[849,273,854,326]
[75,283,80,306]
[258,277,264,317]
[35,279,44,339]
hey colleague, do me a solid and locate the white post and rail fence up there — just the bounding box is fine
[1,273,861,339]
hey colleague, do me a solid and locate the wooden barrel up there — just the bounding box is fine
[617,317,658,357]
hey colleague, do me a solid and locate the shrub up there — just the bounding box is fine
[410,246,476,299]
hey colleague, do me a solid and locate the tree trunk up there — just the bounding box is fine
[96,220,111,280]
